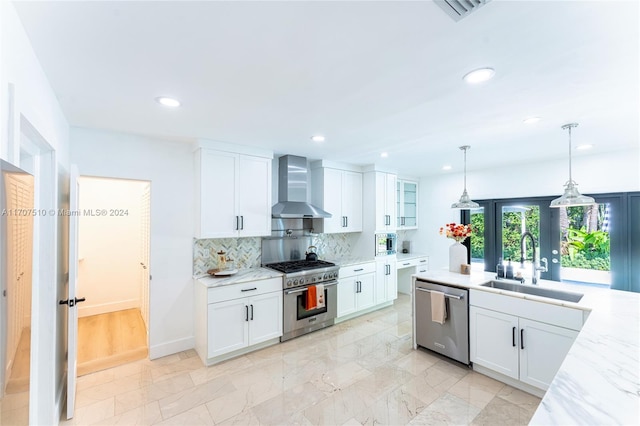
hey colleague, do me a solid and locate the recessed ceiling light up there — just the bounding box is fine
[463,67,495,84]
[311,135,325,143]
[155,96,181,107]
[523,116,541,124]
[576,144,593,151]
[380,152,389,158]
[442,165,452,171]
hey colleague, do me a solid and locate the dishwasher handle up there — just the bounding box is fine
[416,287,465,300]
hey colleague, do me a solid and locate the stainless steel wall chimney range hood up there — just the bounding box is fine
[271,155,332,219]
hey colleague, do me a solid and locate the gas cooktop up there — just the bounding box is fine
[264,259,336,274]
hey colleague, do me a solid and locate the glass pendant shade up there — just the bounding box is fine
[550,123,596,208]
[451,145,479,210]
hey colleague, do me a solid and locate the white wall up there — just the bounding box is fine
[78,177,148,317]
[1,2,70,424]
[416,149,640,271]
[70,127,195,359]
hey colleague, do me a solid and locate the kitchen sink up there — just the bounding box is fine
[480,280,584,303]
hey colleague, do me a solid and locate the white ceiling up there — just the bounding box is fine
[12,0,640,177]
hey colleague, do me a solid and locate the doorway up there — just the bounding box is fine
[76,176,151,376]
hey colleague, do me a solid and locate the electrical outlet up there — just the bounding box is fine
[203,249,210,257]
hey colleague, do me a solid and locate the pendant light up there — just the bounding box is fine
[550,123,596,208]
[451,145,479,209]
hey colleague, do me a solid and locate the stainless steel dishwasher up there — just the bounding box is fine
[414,279,469,364]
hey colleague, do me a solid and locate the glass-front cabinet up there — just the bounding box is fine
[397,179,418,230]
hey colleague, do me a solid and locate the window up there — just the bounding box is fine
[463,192,639,292]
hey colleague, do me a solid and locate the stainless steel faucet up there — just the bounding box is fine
[520,231,548,284]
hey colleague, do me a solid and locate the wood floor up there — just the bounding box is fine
[5,328,31,394]
[78,308,148,376]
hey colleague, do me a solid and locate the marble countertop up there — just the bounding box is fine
[326,256,376,267]
[396,252,428,262]
[413,270,640,425]
[195,267,283,288]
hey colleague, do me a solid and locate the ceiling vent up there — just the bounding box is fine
[434,0,492,22]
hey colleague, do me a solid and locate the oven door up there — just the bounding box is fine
[282,281,337,340]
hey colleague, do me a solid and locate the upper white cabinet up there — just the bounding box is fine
[397,179,418,230]
[195,146,272,239]
[311,163,363,233]
[363,171,397,232]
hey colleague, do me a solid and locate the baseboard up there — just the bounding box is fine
[78,299,140,318]
[472,364,545,398]
[149,336,195,360]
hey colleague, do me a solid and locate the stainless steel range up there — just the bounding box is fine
[265,259,339,342]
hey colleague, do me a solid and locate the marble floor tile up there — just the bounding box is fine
[60,397,115,425]
[157,375,235,420]
[409,393,482,425]
[448,372,506,410]
[114,372,195,415]
[95,401,163,425]
[154,403,214,425]
[251,382,326,425]
[353,386,428,425]
[471,394,538,425]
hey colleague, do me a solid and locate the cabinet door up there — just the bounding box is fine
[337,278,358,318]
[519,318,578,390]
[238,155,272,237]
[322,168,344,233]
[357,273,376,311]
[470,306,519,380]
[208,298,249,358]
[375,173,388,231]
[248,291,283,345]
[199,150,238,238]
[342,171,363,232]
[385,173,397,231]
[385,259,398,302]
[402,181,418,228]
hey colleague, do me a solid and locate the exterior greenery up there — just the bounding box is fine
[470,204,610,272]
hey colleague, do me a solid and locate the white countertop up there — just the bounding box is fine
[413,270,640,425]
[195,267,283,288]
[396,252,428,262]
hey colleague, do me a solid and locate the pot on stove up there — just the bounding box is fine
[305,245,318,261]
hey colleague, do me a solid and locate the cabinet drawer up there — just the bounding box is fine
[208,277,282,304]
[339,262,376,278]
[470,289,584,331]
[397,259,418,269]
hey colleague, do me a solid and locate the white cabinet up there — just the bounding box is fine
[396,180,418,230]
[195,148,272,239]
[196,277,282,364]
[396,256,428,294]
[374,172,397,232]
[337,263,376,318]
[470,290,582,391]
[375,257,397,303]
[311,165,363,233]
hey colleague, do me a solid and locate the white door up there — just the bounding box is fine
[65,165,82,419]
[519,318,578,390]
[322,168,343,233]
[356,273,376,311]
[337,278,357,318]
[469,306,519,380]
[199,150,238,238]
[247,292,282,345]
[385,173,397,231]
[342,171,363,232]
[207,298,248,358]
[238,155,272,237]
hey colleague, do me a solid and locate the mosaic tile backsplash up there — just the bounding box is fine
[193,233,356,276]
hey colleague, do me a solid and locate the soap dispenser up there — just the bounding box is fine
[505,258,514,279]
[496,257,505,278]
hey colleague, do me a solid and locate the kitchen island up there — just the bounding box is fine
[412,270,640,425]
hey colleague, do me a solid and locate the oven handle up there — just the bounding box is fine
[415,287,464,300]
[284,281,338,295]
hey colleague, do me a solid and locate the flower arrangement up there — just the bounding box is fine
[439,222,472,243]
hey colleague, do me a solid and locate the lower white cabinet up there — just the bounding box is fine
[337,262,376,318]
[470,304,579,391]
[375,257,397,303]
[196,277,282,364]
